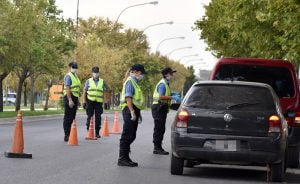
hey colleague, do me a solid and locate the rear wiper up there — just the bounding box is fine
[226,102,261,110]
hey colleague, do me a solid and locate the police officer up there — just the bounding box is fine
[118,64,146,167]
[82,67,107,138]
[63,61,81,142]
[152,67,178,155]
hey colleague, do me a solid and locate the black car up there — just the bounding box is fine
[170,81,288,182]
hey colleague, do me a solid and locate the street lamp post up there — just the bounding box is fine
[142,21,173,33]
[167,46,192,57]
[179,54,198,61]
[115,1,159,24]
[156,36,185,52]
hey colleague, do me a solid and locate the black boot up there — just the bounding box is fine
[64,135,69,142]
[118,150,138,167]
[153,145,169,155]
[96,129,101,138]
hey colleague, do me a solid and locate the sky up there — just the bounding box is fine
[55,0,217,73]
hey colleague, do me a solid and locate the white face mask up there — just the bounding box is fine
[166,75,173,81]
[136,74,144,81]
[71,68,77,73]
[93,73,99,79]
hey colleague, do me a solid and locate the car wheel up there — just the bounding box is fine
[170,153,184,175]
[270,155,286,182]
[184,160,195,168]
[287,146,300,168]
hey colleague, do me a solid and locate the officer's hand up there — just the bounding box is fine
[82,102,87,109]
[68,100,75,108]
[130,111,137,121]
[138,115,142,124]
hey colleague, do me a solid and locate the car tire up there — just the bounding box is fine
[270,155,286,182]
[184,160,195,168]
[170,153,184,175]
[287,146,300,168]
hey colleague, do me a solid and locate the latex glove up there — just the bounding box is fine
[68,99,75,108]
[130,111,137,121]
[138,115,142,124]
[82,102,87,109]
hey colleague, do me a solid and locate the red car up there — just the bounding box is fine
[210,57,300,168]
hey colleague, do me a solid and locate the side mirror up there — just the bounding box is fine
[170,103,180,111]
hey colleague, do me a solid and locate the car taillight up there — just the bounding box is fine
[268,115,282,133]
[286,112,300,127]
[176,109,189,128]
[292,112,300,127]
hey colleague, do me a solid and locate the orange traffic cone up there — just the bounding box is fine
[85,118,97,140]
[5,111,32,158]
[101,116,110,137]
[111,112,121,134]
[68,120,79,146]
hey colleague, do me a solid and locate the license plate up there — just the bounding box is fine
[204,140,237,151]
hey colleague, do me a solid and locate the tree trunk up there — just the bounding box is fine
[0,72,8,112]
[15,72,28,112]
[30,75,36,111]
[23,81,27,107]
[44,80,53,111]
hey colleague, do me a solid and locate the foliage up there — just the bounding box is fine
[195,0,300,64]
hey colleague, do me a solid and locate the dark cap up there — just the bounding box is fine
[130,64,147,74]
[92,66,99,73]
[68,61,78,69]
[161,67,176,75]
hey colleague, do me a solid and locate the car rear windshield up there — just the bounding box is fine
[213,64,295,98]
[184,85,276,111]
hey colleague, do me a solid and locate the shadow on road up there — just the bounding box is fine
[182,165,300,183]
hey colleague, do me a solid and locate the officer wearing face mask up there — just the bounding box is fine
[82,67,107,138]
[152,67,177,155]
[118,64,146,167]
[63,61,81,142]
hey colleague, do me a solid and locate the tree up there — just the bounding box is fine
[0,0,14,112]
[195,0,300,63]
[183,66,197,95]
[2,0,75,111]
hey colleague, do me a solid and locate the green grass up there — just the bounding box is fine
[0,108,121,119]
[0,110,65,119]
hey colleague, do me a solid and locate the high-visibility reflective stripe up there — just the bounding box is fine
[88,89,103,92]
[88,95,103,98]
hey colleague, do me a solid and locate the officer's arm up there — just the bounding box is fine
[159,96,172,100]
[83,90,87,104]
[83,80,89,104]
[66,87,72,101]
[126,97,134,112]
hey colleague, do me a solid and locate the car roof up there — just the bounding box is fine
[194,80,273,90]
[218,57,295,68]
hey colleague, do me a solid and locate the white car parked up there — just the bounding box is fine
[3,93,17,105]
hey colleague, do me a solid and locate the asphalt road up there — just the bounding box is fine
[0,111,299,184]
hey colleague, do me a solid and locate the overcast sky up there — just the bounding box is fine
[55,0,217,72]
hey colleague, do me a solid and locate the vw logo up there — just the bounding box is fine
[224,114,233,122]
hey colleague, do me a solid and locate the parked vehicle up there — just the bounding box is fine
[3,93,17,105]
[170,81,288,182]
[210,57,300,168]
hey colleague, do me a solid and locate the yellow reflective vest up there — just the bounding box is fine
[120,77,145,110]
[87,78,104,103]
[63,72,81,97]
